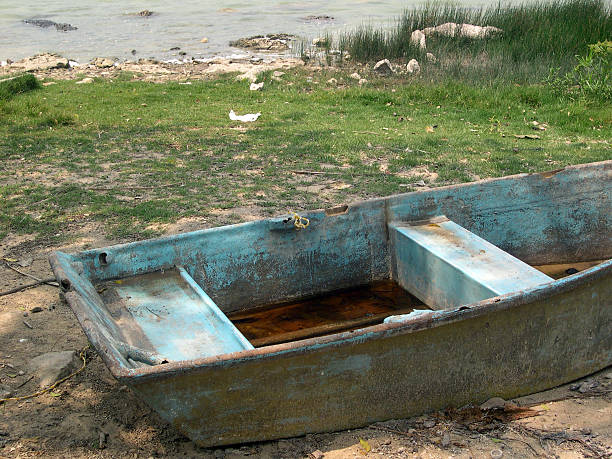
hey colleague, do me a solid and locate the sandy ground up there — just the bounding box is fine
[0,224,611,459]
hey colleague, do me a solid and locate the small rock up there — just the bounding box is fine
[423,419,436,428]
[230,34,295,51]
[358,78,368,85]
[131,49,137,55]
[441,431,451,447]
[460,24,502,39]
[349,72,361,80]
[99,431,107,449]
[303,15,334,22]
[30,306,43,313]
[23,19,77,31]
[426,52,437,63]
[11,53,69,71]
[578,380,599,393]
[23,312,28,317]
[327,78,337,85]
[312,37,330,47]
[406,59,420,74]
[91,57,114,68]
[414,180,427,187]
[137,10,154,17]
[214,450,225,459]
[410,30,426,49]
[17,257,33,267]
[249,82,264,91]
[0,384,12,399]
[373,59,393,75]
[200,37,209,43]
[28,350,79,388]
[272,71,285,78]
[480,397,506,410]
[76,78,94,84]
[310,450,324,459]
[490,449,503,458]
[42,81,57,86]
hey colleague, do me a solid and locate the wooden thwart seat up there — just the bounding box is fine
[100,266,253,363]
[389,217,553,310]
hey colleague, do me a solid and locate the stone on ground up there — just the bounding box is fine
[28,350,79,388]
[410,30,426,49]
[406,59,420,74]
[373,59,393,75]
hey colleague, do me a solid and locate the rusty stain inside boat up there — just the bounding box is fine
[228,280,426,347]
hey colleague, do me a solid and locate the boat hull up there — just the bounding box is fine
[51,161,612,447]
[123,262,611,446]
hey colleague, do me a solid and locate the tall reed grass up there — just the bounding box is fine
[334,0,612,82]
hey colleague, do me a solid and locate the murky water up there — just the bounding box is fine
[1,1,533,63]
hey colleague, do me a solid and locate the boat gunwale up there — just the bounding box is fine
[51,160,611,268]
[64,258,612,382]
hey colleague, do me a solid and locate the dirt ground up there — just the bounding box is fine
[0,224,611,459]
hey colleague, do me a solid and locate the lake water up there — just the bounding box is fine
[1,1,535,63]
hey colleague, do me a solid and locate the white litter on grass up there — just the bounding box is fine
[68,60,80,68]
[250,82,264,91]
[229,110,261,122]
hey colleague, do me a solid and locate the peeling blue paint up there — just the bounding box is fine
[48,161,612,447]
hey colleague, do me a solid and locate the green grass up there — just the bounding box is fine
[333,0,612,82]
[0,73,40,100]
[0,69,610,244]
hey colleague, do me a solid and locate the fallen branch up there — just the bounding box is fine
[292,170,341,176]
[5,262,58,286]
[0,278,58,297]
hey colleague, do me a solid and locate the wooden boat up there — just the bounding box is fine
[50,161,612,447]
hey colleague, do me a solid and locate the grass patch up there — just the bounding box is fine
[0,70,610,245]
[331,0,612,83]
[0,74,40,100]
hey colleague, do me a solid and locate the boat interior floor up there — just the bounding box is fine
[228,281,425,347]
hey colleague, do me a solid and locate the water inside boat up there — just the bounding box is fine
[226,260,604,347]
[228,280,426,347]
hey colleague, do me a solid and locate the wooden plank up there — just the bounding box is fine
[101,268,253,361]
[390,218,554,309]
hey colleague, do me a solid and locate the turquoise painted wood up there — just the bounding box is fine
[102,267,253,362]
[49,161,612,447]
[390,218,553,309]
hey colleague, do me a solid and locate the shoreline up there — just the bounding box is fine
[0,52,306,83]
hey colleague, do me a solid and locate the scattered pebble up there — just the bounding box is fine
[423,419,436,428]
[76,78,94,84]
[480,397,506,410]
[30,307,43,313]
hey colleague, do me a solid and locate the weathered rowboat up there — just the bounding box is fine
[50,161,611,447]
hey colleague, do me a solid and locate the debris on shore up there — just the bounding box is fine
[230,34,296,51]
